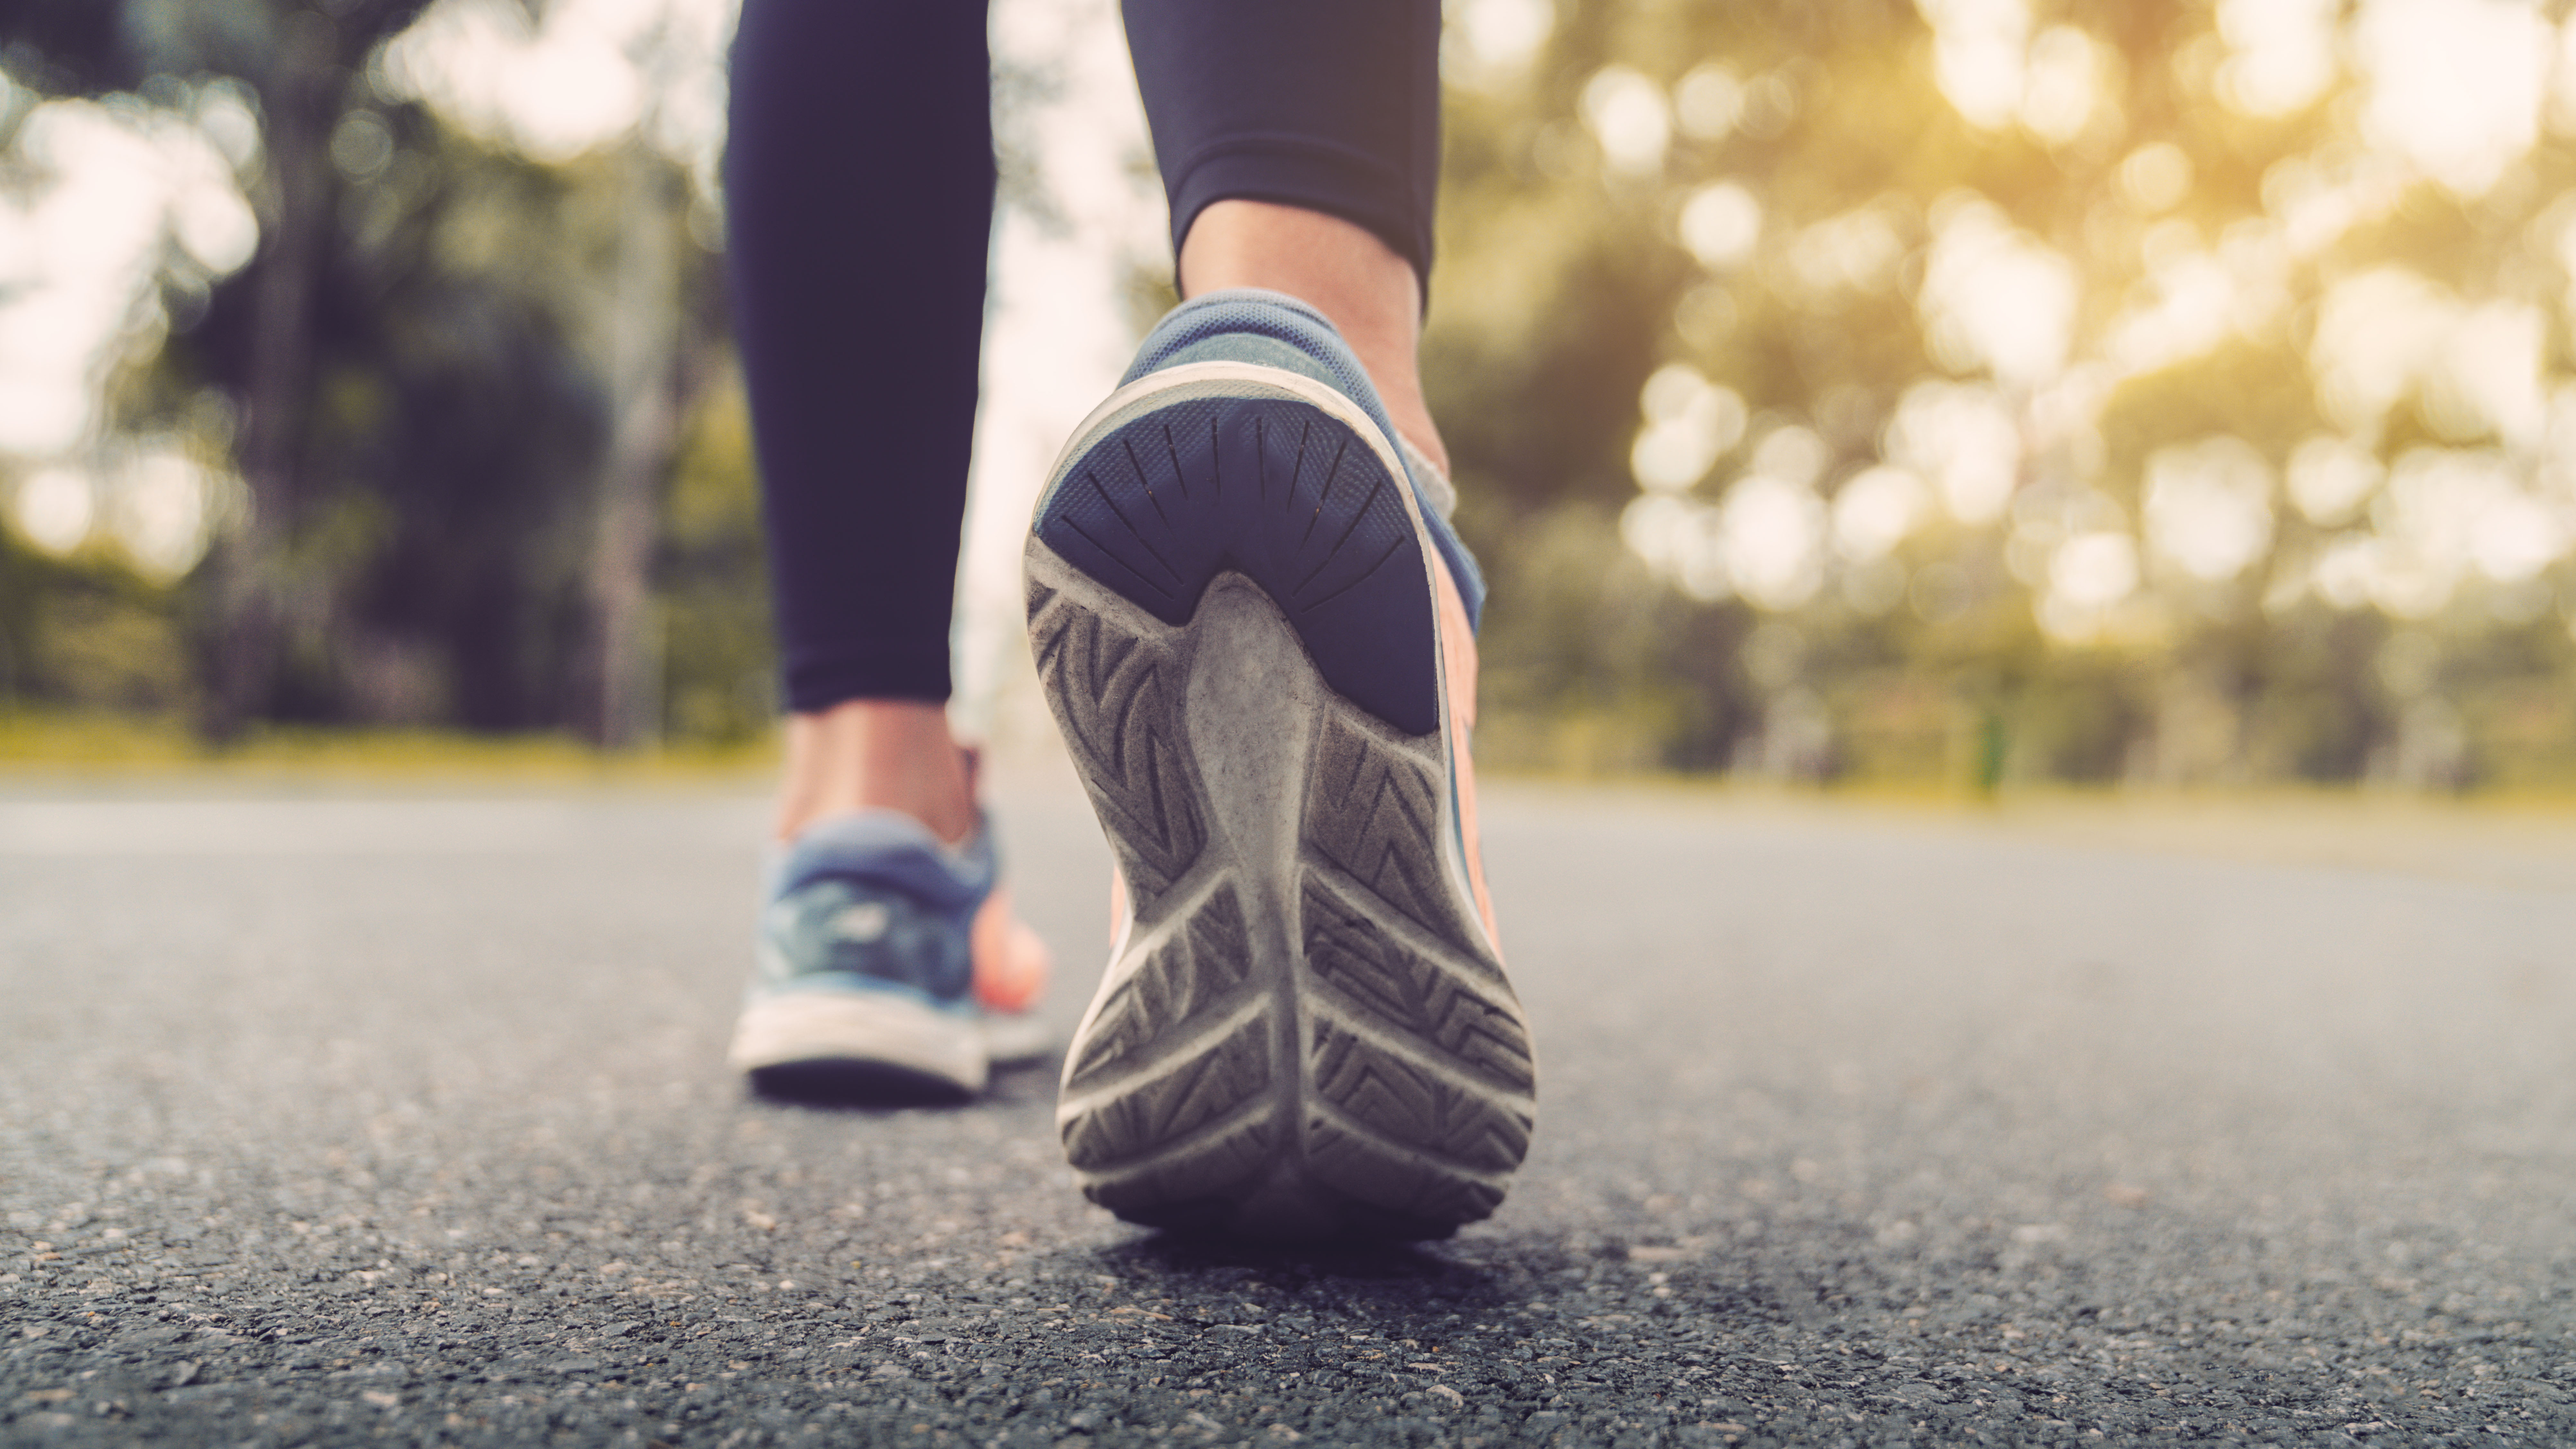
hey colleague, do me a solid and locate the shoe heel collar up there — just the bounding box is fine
[770,809,998,912]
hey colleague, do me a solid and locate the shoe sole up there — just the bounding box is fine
[981,1010,1053,1067]
[731,991,987,1102]
[1026,362,1536,1241]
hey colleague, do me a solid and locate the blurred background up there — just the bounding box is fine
[4,0,2575,795]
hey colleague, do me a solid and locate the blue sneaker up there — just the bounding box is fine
[730,810,1049,1102]
[1024,289,1536,1238]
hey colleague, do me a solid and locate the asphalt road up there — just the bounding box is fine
[3,778,2573,1447]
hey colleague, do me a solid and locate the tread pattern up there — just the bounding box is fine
[1308,1018,1532,1174]
[1084,1115,1278,1226]
[1060,1010,1270,1170]
[1298,724,1537,1216]
[1028,590,1204,898]
[1033,392,1440,736]
[1302,880,1535,1092]
[1032,555,1536,1239]
[1304,716,1481,952]
[1304,1112,1506,1228]
[1062,885,1253,1092]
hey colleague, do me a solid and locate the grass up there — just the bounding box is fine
[9,705,2576,826]
[9,709,2573,890]
[0,710,779,789]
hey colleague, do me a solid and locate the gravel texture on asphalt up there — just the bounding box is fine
[3,784,2572,1448]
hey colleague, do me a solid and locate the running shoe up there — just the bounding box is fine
[1024,289,1537,1239]
[731,810,1051,1102]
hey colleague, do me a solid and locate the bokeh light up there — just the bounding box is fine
[13,0,2576,790]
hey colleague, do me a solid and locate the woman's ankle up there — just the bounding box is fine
[1177,199,1450,476]
[775,699,977,846]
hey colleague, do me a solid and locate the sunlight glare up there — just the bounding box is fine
[0,97,259,460]
[1450,0,1555,82]
[2286,436,2383,525]
[2119,143,2193,213]
[1916,0,2030,131]
[2018,26,2101,145]
[2354,0,2546,197]
[1678,182,1762,271]
[112,445,222,580]
[1831,466,1931,562]
[1582,66,1673,175]
[1630,364,1746,493]
[1752,426,1829,488]
[2215,0,2340,117]
[1919,196,2078,386]
[1621,493,1736,603]
[11,466,93,553]
[1674,64,1744,141]
[1886,380,2020,524]
[1716,473,1828,611]
[2309,267,2450,435]
[2429,302,2545,449]
[382,0,669,166]
[1787,205,1904,297]
[2349,448,2569,615]
[2394,450,2566,585]
[2106,244,2238,377]
[2144,437,2274,583]
[2049,531,2139,612]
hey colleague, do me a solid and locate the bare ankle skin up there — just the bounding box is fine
[1176,199,1449,478]
[774,699,976,847]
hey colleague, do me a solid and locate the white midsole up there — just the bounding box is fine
[729,992,987,1094]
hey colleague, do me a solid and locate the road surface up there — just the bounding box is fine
[3,779,2572,1445]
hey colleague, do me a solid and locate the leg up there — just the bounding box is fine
[725,0,991,846]
[1126,0,1448,475]
[724,0,1048,1101]
[1179,201,1446,477]
[774,701,973,849]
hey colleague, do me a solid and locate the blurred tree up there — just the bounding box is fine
[4,0,721,743]
[13,0,2576,790]
[655,362,772,746]
[1431,0,2576,790]
[13,0,440,736]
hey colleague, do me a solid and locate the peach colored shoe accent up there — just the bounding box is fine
[951,744,1052,1016]
[970,883,1051,1015]
[1429,535,1502,956]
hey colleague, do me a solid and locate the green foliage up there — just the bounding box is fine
[14,0,2576,791]
[656,369,777,746]
[178,120,619,728]
[0,530,194,716]
[1426,0,2576,792]
[6,0,718,743]
[1466,502,1708,774]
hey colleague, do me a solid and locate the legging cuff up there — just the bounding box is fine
[782,645,954,713]
[1165,136,1437,294]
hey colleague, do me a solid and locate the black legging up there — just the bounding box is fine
[725,0,1442,711]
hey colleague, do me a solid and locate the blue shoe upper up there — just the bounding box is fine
[1121,289,1486,630]
[755,811,994,1015]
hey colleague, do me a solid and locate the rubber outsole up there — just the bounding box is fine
[1027,368,1536,1241]
[745,1059,976,1110]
